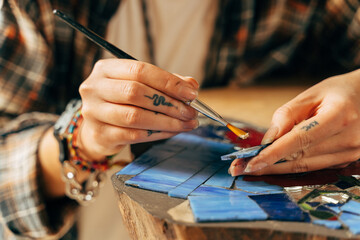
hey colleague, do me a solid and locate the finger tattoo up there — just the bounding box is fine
[145,94,174,107]
[301,120,319,131]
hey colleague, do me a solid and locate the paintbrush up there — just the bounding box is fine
[53,9,249,139]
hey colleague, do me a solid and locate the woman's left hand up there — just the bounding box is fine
[230,69,360,176]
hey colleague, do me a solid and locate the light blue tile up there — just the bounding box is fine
[339,212,360,235]
[117,144,184,175]
[189,195,268,222]
[125,151,216,193]
[221,144,269,161]
[190,185,252,197]
[235,177,283,194]
[313,219,342,229]
[340,200,360,215]
[168,162,225,199]
[204,164,235,189]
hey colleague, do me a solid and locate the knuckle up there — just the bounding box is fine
[291,160,309,173]
[79,81,94,97]
[94,59,107,72]
[162,74,174,91]
[127,129,142,142]
[122,82,139,102]
[342,105,359,127]
[296,128,312,150]
[129,62,145,80]
[124,108,141,125]
[274,104,294,122]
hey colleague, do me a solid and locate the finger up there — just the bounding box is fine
[173,74,199,89]
[261,91,322,145]
[242,149,360,176]
[86,103,198,132]
[91,79,197,121]
[93,59,198,101]
[81,122,179,156]
[246,105,345,173]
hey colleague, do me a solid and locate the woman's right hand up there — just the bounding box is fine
[77,59,199,161]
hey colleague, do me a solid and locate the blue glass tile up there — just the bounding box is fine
[125,151,216,193]
[340,200,360,215]
[307,202,320,207]
[190,185,252,197]
[250,193,308,221]
[313,219,342,229]
[189,195,268,222]
[168,161,226,199]
[117,144,184,175]
[339,212,360,235]
[235,177,283,194]
[221,144,269,161]
[203,164,235,189]
[325,205,342,214]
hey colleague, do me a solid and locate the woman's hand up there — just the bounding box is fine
[230,69,360,176]
[77,59,199,161]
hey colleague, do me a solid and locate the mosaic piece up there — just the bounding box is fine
[125,151,217,193]
[117,144,184,175]
[235,177,283,194]
[190,185,251,197]
[221,144,269,161]
[340,200,360,215]
[312,219,342,229]
[168,161,225,199]
[250,193,308,221]
[339,212,360,235]
[189,195,268,222]
[116,122,360,236]
[203,164,235,189]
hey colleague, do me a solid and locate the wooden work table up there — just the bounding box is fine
[111,85,360,240]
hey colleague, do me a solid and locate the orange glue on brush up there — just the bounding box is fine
[186,99,249,139]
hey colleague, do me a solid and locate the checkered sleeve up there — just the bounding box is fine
[0,113,77,239]
[320,0,360,69]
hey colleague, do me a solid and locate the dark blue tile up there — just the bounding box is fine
[189,195,268,222]
[168,162,225,199]
[250,193,308,221]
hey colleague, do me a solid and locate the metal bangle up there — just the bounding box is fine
[61,161,106,205]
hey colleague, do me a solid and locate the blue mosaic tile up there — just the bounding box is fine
[221,144,269,161]
[313,219,342,229]
[235,177,283,194]
[203,164,235,189]
[249,193,308,221]
[339,212,360,235]
[125,151,216,193]
[189,195,268,222]
[340,200,360,215]
[117,144,184,175]
[168,161,225,199]
[190,185,252,197]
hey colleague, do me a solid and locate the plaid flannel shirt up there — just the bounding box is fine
[1,0,360,239]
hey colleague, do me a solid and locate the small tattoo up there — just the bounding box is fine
[301,121,319,131]
[147,130,161,136]
[145,94,173,107]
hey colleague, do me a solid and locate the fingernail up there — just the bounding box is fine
[183,119,199,129]
[244,162,268,173]
[261,126,279,145]
[178,85,198,100]
[180,105,197,119]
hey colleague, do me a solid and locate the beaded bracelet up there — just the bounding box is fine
[65,109,112,172]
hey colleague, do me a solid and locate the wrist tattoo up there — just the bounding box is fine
[145,94,174,107]
[147,130,161,136]
[301,121,319,131]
